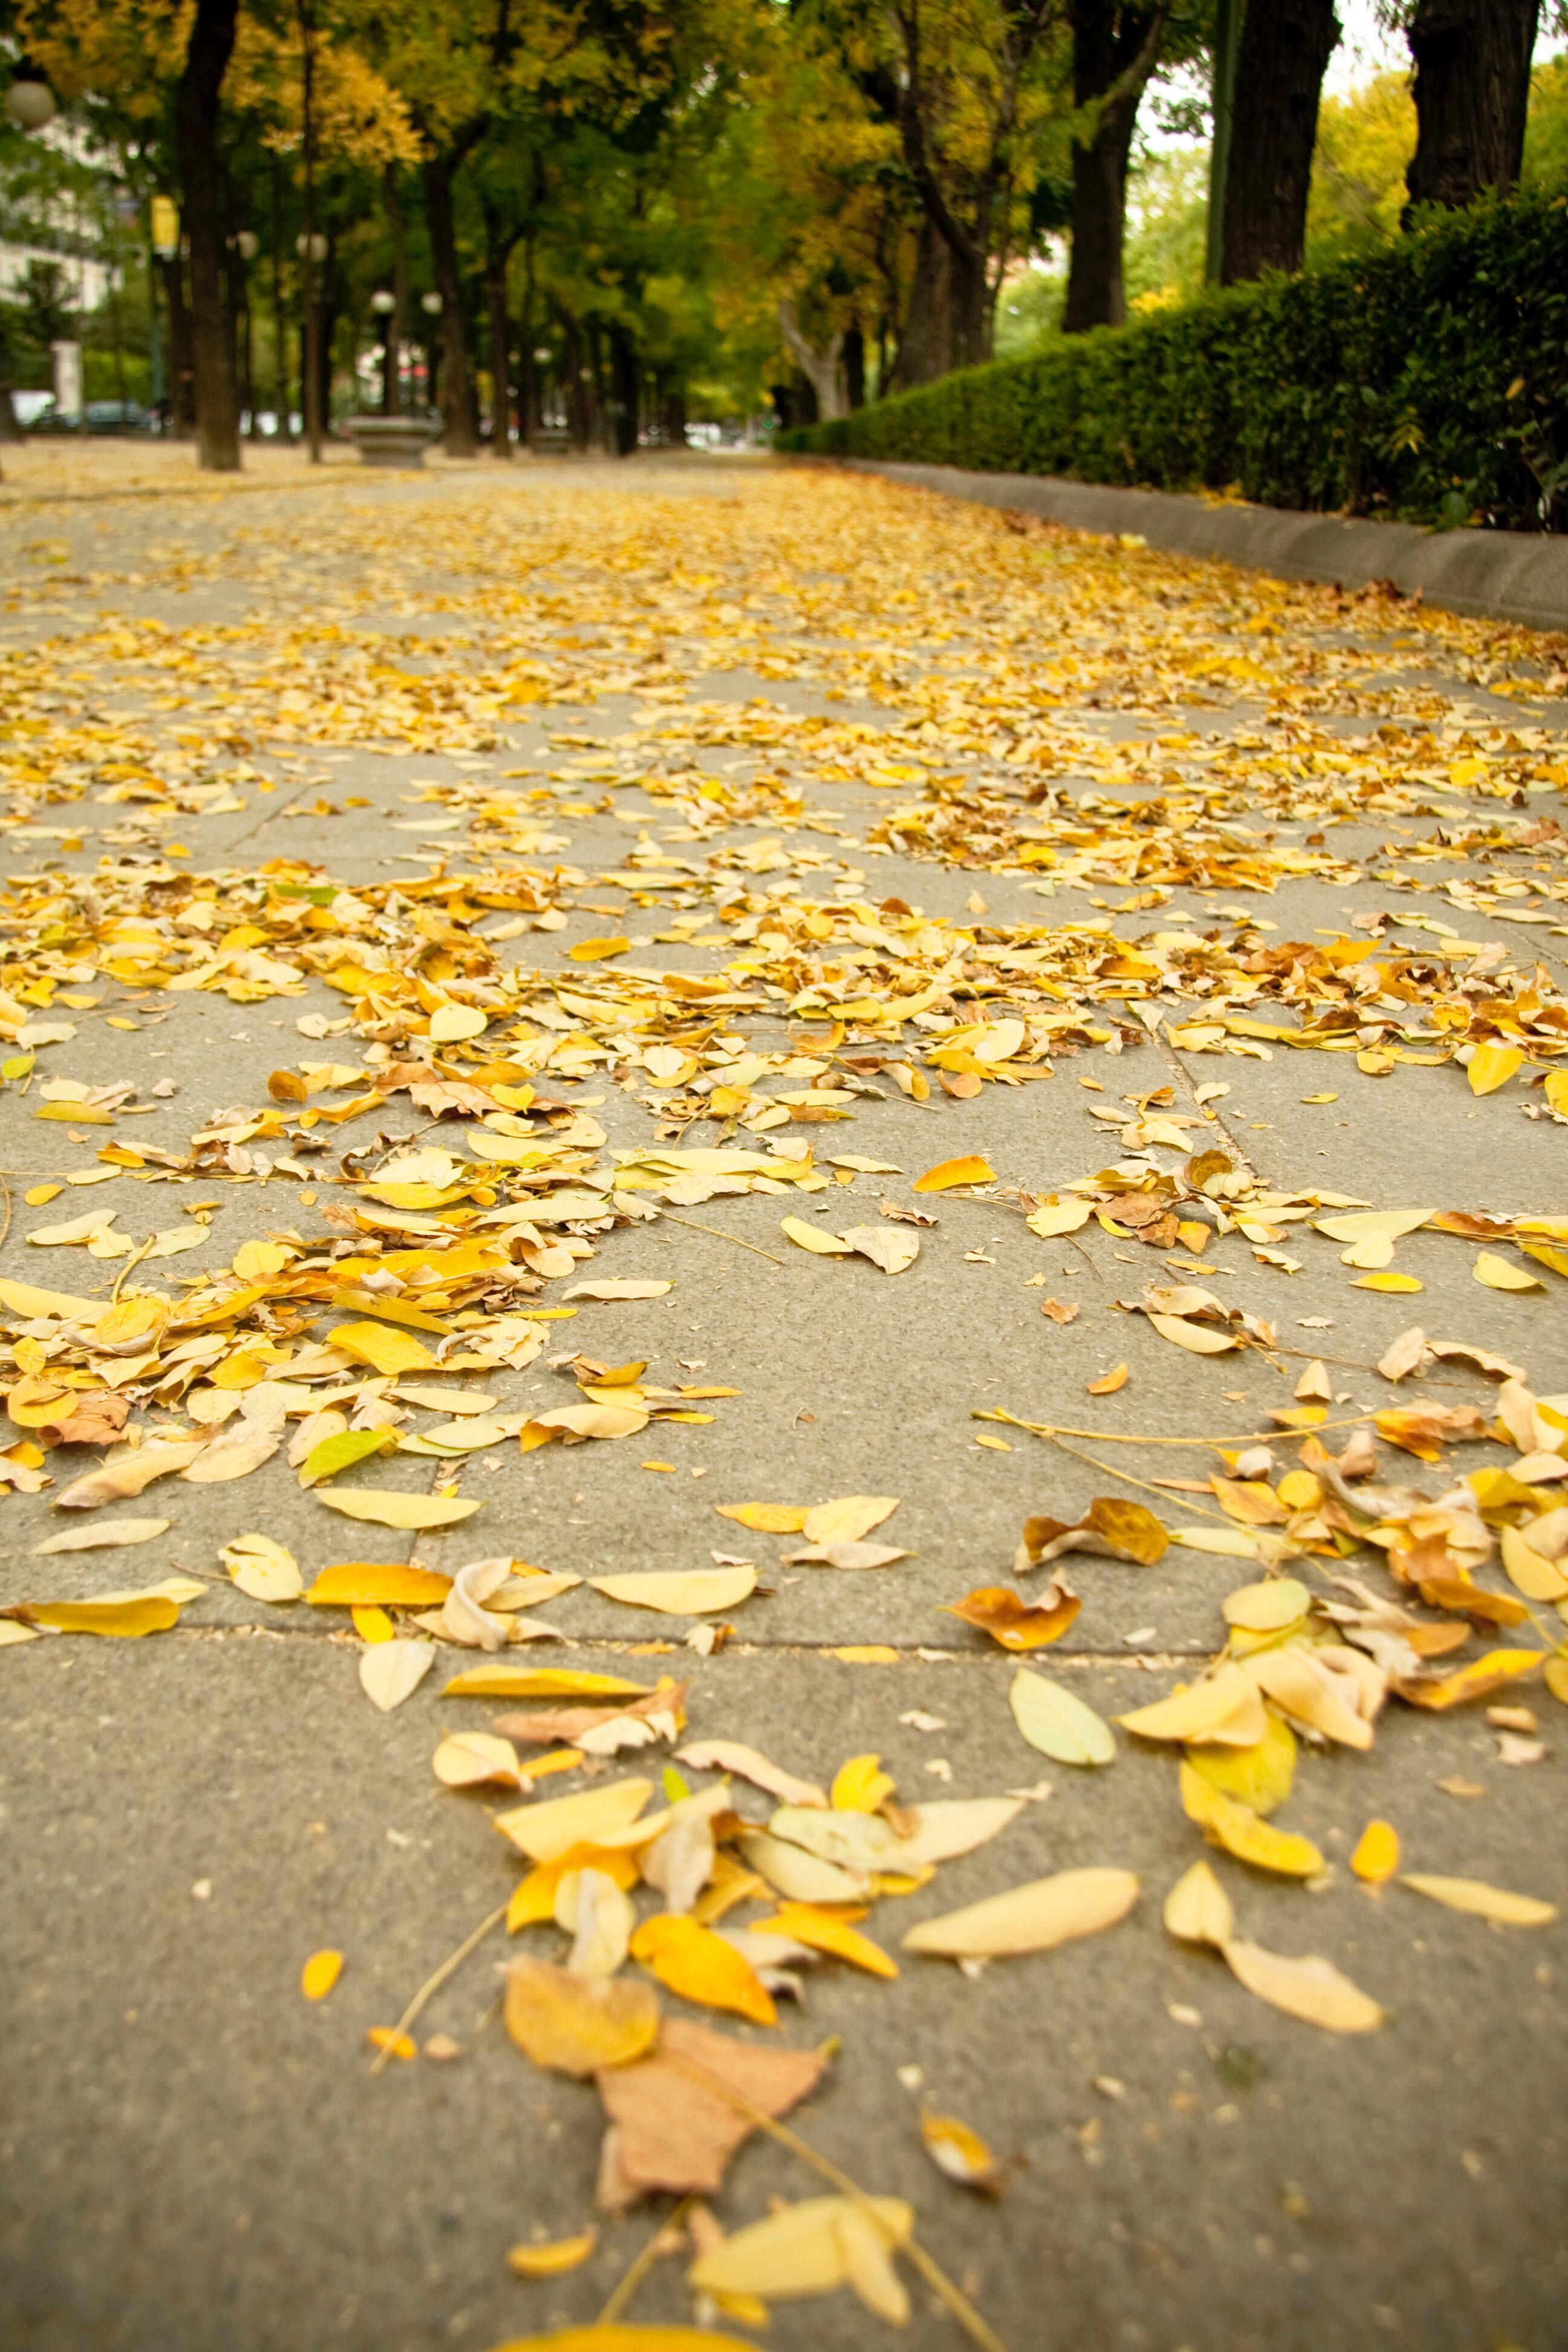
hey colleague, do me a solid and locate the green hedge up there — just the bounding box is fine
[780,194,1568,533]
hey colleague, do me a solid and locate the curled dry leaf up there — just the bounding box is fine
[433,1730,524,1789]
[688,2194,913,2319]
[1399,1873,1558,1926]
[358,1638,436,1712]
[54,1441,205,1509]
[676,1739,826,1808]
[221,1532,302,1602]
[1120,1664,1268,1748]
[1086,1362,1128,1396]
[739,1829,870,1906]
[1162,1859,1235,1948]
[1009,1669,1116,1766]
[1016,1498,1168,1570]
[629,1913,776,2026]
[1179,1763,1325,1878]
[913,1155,995,1194]
[749,1903,897,1978]
[940,1583,1082,1651]
[505,1956,661,2077]
[782,1539,910,1569]
[921,2109,1005,2194]
[839,1224,920,1273]
[561,1278,674,1301]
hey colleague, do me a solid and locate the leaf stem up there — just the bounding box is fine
[595,2195,693,2325]
[368,1897,509,2076]
[657,1209,783,1264]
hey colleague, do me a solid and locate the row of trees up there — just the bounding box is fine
[1,1,1558,467]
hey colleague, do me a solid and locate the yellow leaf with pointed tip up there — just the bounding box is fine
[913,1155,995,1193]
[1222,1578,1311,1633]
[629,1913,776,2025]
[903,1868,1138,1958]
[1350,1820,1400,1883]
[803,1495,898,1546]
[1351,1270,1424,1293]
[1474,1251,1541,1292]
[434,1731,523,1789]
[1163,1859,1235,1947]
[689,2196,912,2305]
[1026,1197,1091,1238]
[587,1568,756,1616]
[831,1754,897,1811]
[494,1778,655,1863]
[328,1321,438,1376]
[353,1605,395,1643]
[1467,1042,1523,1095]
[1220,1939,1384,2033]
[714,1500,809,1534]
[1184,1714,1296,1817]
[485,2330,759,2351]
[1180,1763,1324,1877]
[1400,1873,1557,1926]
[445,1664,651,1700]
[358,1638,436,1711]
[301,1949,343,2001]
[504,1956,659,2075]
[20,1593,178,1638]
[1009,1670,1116,1766]
[505,2231,597,2279]
[780,1214,853,1256]
[750,1903,897,1978]
[308,1562,452,1607]
[1148,1314,1237,1354]
[315,1489,483,1530]
[1120,1664,1267,1747]
[566,936,630,962]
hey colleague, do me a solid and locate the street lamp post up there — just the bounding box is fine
[370,287,397,416]
[421,290,443,422]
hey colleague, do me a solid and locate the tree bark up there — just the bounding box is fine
[606,322,639,456]
[316,237,338,437]
[1405,0,1540,215]
[1221,0,1341,282]
[559,304,590,450]
[423,141,480,456]
[177,0,240,469]
[1063,2,1168,335]
[778,302,846,419]
[517,240,538,445]
[892,217,955,389]
[160,256,197,436]
[843,323,866,411]
[483,211,519,456]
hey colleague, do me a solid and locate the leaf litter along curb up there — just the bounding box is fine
[3,465,1567,2338]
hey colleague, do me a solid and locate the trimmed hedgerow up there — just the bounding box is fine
[780,194,1568,533]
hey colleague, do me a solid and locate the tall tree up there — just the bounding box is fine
[1220,0,1341,282]
[1062,1,1169,333]
[1404,0,1540,214]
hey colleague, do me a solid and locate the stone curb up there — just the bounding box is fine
[792,456,1568,636]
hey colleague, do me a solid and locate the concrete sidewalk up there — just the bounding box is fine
[0,455,1564,2352]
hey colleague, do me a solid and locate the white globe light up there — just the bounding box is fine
[5,77,56,131]
[234,229,260,262]
[421,290,443,316]
[295,231,328,263]
[533,347,552,364]
[370,289,396,315]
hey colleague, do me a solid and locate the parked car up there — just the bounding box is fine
[85,399,154,435]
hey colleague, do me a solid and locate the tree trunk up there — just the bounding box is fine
[1221,0,1341,282]
[517,241,538,445]
[177,0,240,469]
[843,324,866,411]
[587,318,607,448]
[423,147,477,455]
[160,256,197,435]
[606,322,639,455]
[893,218,955,388]
[560,305,590,450]
[778,302,846,419]
[662,379,686,448]
[483,215,517,456]
[1405,0,1539,214]
[1063,1,1166,335]
[316,239,338,437]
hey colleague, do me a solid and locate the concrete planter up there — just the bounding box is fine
[348,414,440,469]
